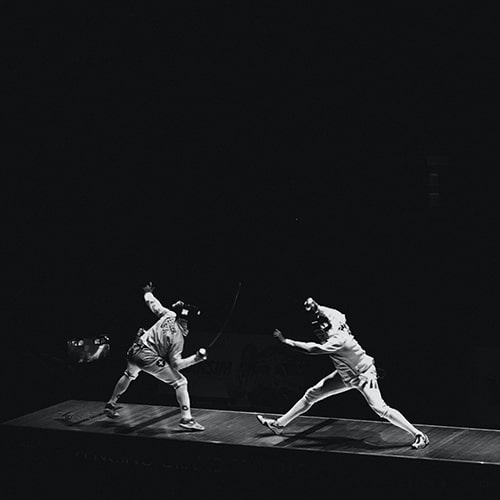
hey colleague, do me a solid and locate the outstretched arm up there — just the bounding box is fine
[273,329,340,355]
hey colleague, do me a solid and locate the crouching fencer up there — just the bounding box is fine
[257,298,429,449]
[104,282,207,431]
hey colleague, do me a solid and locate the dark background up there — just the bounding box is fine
[2,5,499,429]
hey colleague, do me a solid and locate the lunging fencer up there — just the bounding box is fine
[104,282,207,431]
[257,298,429,449]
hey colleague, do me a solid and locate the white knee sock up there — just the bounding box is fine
[175,384,192,420]
[276,397,312,427]
[384,408,420,437]
[108,375,131,405]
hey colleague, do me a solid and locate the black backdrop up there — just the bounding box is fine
[2,5,499,429]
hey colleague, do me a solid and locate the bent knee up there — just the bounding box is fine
[124,369,139,380]
[172,376,188,390]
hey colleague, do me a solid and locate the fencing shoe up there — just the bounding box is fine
[411,433,429,449]
[104,403,119,418]
[179,418,205,431]
[257,415,284,435]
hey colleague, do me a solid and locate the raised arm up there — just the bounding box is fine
[142,282,175,318]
